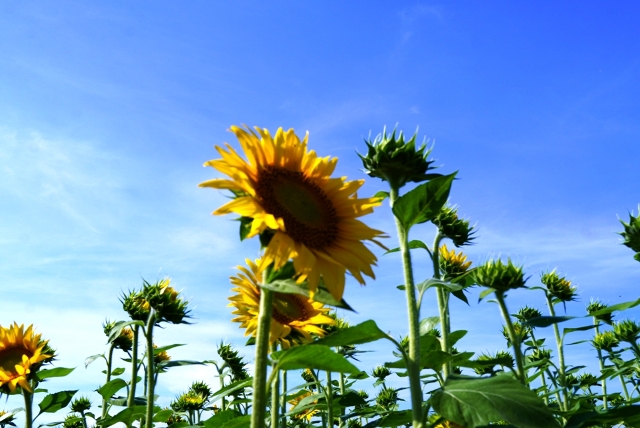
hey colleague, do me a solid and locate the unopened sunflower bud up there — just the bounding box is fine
[189,381,212,402]
[375,386,399,410]
[434,206,476,247]
[371,365,391,381]
[143,278,190,324]
[300,369,316,389]
[171,391,206,412]
[619,208,640,255]
[439,244,472,281]
[586,300,614,325]
[514,306,543,323]
[358,127,437,188]
[62,415,83,428]
[502,322,528,346]
[153,345,171,366]
[103,320,134,352]
[541,270,577,303]
[578,373,598,389]
[217,343,249,381]
[613,319,640,343]
[592,331,619,352]
[0,410,16,427]
[121,290,151,322]
[70,397,91,413]
[474,259,526,292]
[528,348,552,366]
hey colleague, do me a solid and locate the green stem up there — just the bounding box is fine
[23,389,33,428]
[389,183,423,428]
[594,321,608,409]
[432,232,451,379]
[495,291,526,385]
[145,309,157,428]
[338,372,346,428]
[326,371,334,428]
[251,280,274,428]
[546,295,567,410]
[271,343,280,428]
[217,365,227,412]
[280,371,287,428]
[127,325,140,408]
[80,411,88,428]
[102,343,116,419]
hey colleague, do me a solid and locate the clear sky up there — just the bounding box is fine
[1,1,639,423]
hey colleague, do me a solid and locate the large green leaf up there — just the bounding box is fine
[100,405,148,426]
[219,415,251,428]
[203,409,242,427]
[36,367,75,381]
[523,316,575,328]
[588,297,640,317]
[565,405,640,428]
[260,278,354,311]
[37,390,77,416]
[430,374,560,428]
[313,320,388,347]
[384,240,430,254]
[96,378,128,400]
[392,172,457,231]
[209,378,253,404]
[272,345,360,373]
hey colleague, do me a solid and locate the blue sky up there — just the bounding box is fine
[1,0,639,423]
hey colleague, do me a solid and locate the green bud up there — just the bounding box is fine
[502,322,528,347]
[613,319,640,343]
[70,396,91,413]
[592,331,619,352]
[166,410,185,427]
[559,373,579,389]
[121,290,151,322]
[103,320,134,352]
[171,391,206,412]
[619,207,640,255]
[300,369,316,389]
[586,299,614,325]
[189,381,212,402]
[358,127,438,188]
[375,386,399,410]
[474,259,527,292]
[514,306,542,323]
[434,206,476,247]
[541,270,577,303]
[143,278,190,324]
[577,373,598,390]
[217,342,249,382]
[371,365,391,381]
[62,415,83,428]
[528,348,552,366]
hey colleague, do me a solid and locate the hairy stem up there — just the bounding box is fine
[389,183,423,428]
[546,294,567,410]
[495,291,526,385]
[145,309,157,428]
[251,279,274,428]
[23,389,33,428]
[102,343,116,419]
[271,343,280,428]
[127,325,140,408]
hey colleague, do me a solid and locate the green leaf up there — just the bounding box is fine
[111,367,126,376]
[100,405,148,426]
[36,367,75,381]
[562,324,596,338]
[210,378,253,404]
[219,415,251,428]
[417,278,464,293]
[564,405,640,428]
[84,354,103,368]
[153,408,173,422]
[373,191,390,201]
[368,410,414,427]
[107,320,144,344]
[96,378,128,400]
[451,289,470,305]
[153,343,185,354]
[385,240,430,255]
[203,409,241,427]
[419,316,440,336]
[448,330,467,347]
[589,297,640,317]
[430,374,560,428]
[523,316,575,328]
[337,390,367,407]
[37,390,77,416]
[272,345,360,373]
[478,288,495,302]
[392,172,457,231]
[314,320,388,347]
[260,278,354,311]
[158,359,206,369]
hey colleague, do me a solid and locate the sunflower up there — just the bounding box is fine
[228,259,334,349]
[200,125,385,300]
[0,323,52,393]
[288,390,320,421]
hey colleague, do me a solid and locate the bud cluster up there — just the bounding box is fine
[434,206,475,247]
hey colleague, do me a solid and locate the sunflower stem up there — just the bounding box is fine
[326,371,334,428]
[251,280,274,428]
[102,343,116,419]
[338,372,346,428]
[431,231,451,379]
[593,321,608,409]
[271,343,280,428]
[23,389,33,428]
[546,294,567,410]
[280,371,288,428]
[495,291,526,385]
[127,324,140,408]
[145,308,157,428]
[389,183,423,428]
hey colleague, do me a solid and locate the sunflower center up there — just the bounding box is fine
[256,166,338,249]
[0,348,27,373]
[272,293,311,325]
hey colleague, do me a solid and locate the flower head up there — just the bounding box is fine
[619,207,640,257]
[217,343,249,382]
[228,259,334,349]
[439,244,472,281]
[586,299,614,325]
[541,270,577,303]
[474,259,526,293]
[201,125,385,300]
[592,331,619,352]
[375,386,399,411]
[514,306,543,323]
[613,319,640,344]
[358,127,438,188]
[103,320,134,352]
[143,278,190,324]
[434,206,476,247]
[0,323,53,394]
[289,390,320,421]
[70,397,92,413]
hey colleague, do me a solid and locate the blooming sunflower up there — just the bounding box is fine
[0,323,52,393]
[288,390,320,421]
[200,125,385,300]
[228,259,334,349]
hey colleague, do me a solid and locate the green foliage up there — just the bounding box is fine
[271,345,360,373]
[37,390,78,416]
